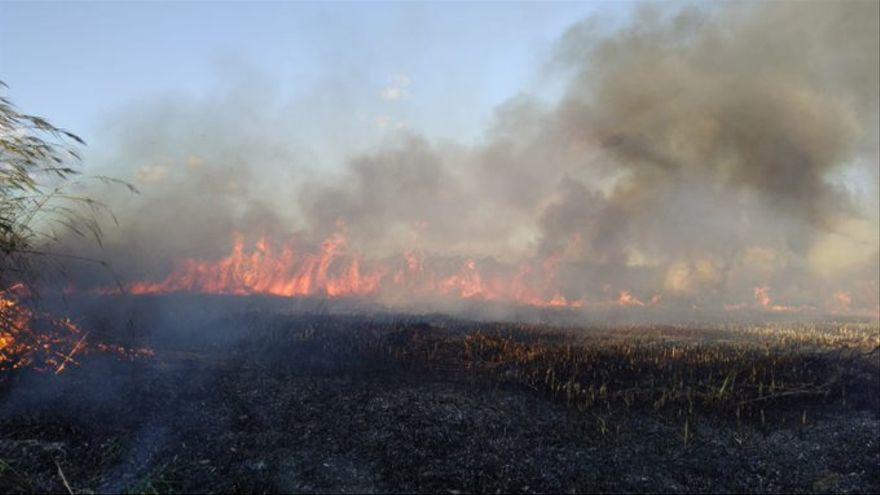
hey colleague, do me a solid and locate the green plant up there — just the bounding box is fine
[1,82,135,372]
[1,82,137,290]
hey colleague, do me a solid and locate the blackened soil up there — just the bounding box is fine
[0,316,878,493]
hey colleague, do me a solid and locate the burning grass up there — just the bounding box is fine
[1,285,91,374]
[0,286,154,374]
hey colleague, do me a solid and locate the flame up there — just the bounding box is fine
[130,233,384,298]
[1,284,85,372]
[108,232,875,317]
[1,284,152,373]
[753,286,799,312]
[125,232,586,308]
[617,290,645,307]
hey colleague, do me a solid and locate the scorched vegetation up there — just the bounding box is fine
[1,302,877,493]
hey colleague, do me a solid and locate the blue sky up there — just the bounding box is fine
[0,1,632,161]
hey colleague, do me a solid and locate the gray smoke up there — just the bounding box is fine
[67,1,879,315]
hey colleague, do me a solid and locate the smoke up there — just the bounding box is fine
[544,0,879,308]
[66,1,879,316]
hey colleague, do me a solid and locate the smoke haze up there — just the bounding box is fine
[65,1,879,317]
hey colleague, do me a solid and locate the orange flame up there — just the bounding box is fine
[617,290,646,307]
[125,232,587,308]
[2,284,152,373]
[130,233,384,298]
[753,286,800,312]
[109,233,874,317]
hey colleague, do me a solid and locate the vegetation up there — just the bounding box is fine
[0,82,132,371]
[0,81,131,287]
[381,321,879,422]
[1,307,877,493]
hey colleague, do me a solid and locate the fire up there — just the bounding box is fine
[1,284,86,373]
[617,291,645,307]
[130,232,383,298]
[753,286,804,313]
[754,286,772,308]
[125,232,585,308]
[1,284,153,373]
[110,232,873,317]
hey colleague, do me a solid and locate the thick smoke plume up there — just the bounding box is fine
[67,1,879,317]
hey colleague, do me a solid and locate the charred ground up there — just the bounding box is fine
[1,297,878,493]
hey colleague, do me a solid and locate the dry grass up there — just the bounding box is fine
[378,321,879,421]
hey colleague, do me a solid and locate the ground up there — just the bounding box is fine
[1,302,878,493]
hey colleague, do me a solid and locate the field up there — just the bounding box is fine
[1,298,878,493]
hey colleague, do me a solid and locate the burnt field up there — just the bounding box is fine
[1,298,878,493]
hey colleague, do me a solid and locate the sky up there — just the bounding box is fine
[0,1,629,167]
[2,1,876,316]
